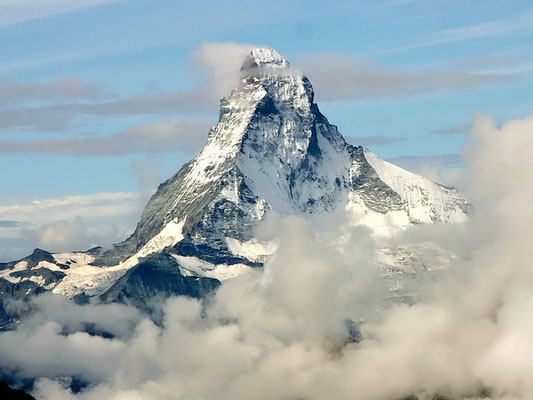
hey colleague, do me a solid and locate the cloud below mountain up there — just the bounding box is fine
[1,113,533,399]
[0,192,142,261]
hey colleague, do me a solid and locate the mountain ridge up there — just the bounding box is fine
[0,48,469,321]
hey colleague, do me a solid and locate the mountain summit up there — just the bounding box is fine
[241,47,289,70]
[0,48,469,317]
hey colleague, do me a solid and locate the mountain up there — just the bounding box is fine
[0,48,469,319]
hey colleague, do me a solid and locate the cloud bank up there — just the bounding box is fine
[0,112,532,399]
[0,192,143,261]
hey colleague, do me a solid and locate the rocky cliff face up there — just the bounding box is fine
[0,48,469,318]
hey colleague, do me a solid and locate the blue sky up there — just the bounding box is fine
[1,0,533,259]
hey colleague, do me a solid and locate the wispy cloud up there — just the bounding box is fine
[388,153,462,168]
[0,77,103,106]
[346,135,406,146]
[0,43,522,133]
[0,89,215,131]
[0,42,257,132]
[0,0,125,26]
[0,220,20,228]
[295,54,515,102]
[431,123,471,135]
[475,60,533,76]
[0,119,213,156]
[383,12,533,53]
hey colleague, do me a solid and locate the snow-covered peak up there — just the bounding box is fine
[0,47,470,310]
[237,48,313,118]
[241,48,289,71]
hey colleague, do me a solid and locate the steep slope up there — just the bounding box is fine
[0,48,469,314]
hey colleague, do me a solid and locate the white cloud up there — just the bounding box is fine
[0,118,213,155]
[382,12,533,53]
[431,123,472,135]
[0,77,103,106]
[295,54,515,102]
[0,42,259,132]
[2,113,533,399]
[346,135,406,146]
[0,192,143,261]
[190,41,260,100]
[0,43,521,133]
[0,0,125,26]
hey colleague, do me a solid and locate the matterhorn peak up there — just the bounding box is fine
[241,47,289,71]
[236,47,312,116]
[0,45,470,315]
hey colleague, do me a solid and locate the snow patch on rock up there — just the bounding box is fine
[172,255,253,281]
[225,237,278,263]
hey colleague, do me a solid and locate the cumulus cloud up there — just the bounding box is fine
[0,113,530,399]
[0,192,142,261]
[0,119,212,156]
[2,69,533,400]
[0,295,142,385]
[1,214,388,399]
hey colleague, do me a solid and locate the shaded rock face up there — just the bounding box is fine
[99,253,221,314]
[94,48,467,263]
[0,48,469,318]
